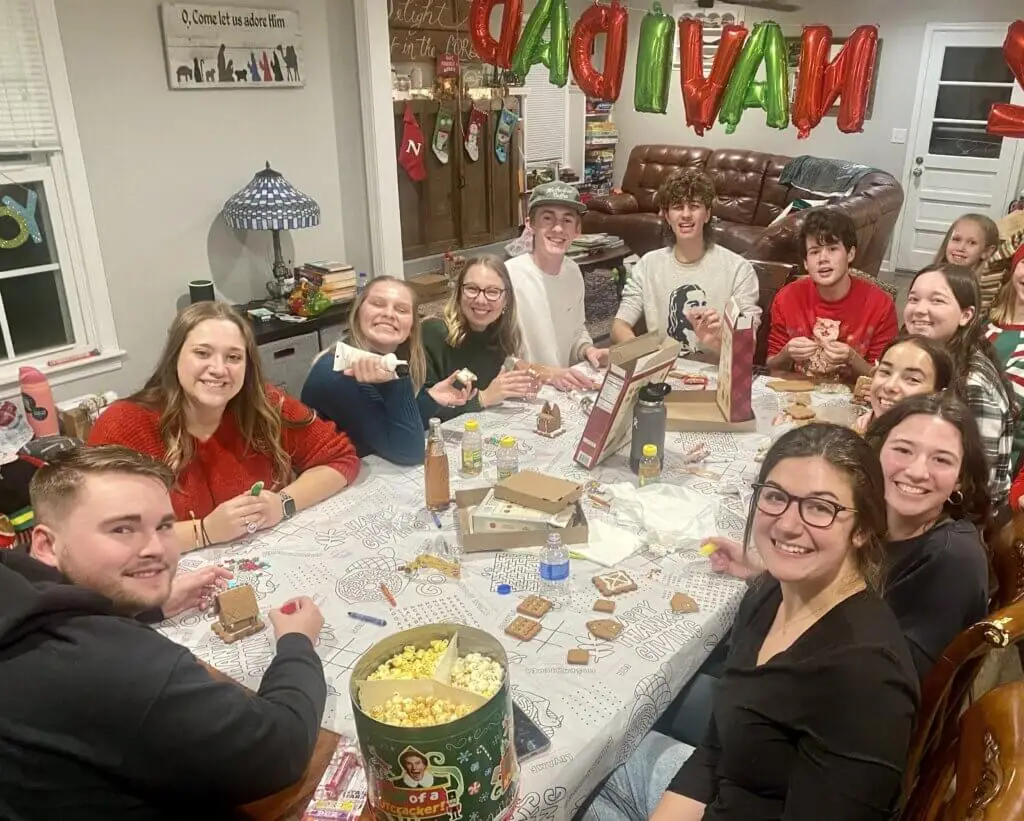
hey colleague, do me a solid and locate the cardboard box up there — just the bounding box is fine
[471,488,576,533]
[406,272,450,300]
[665,391,756,432]
[493,470,582,514]
[455,488,589,552]
[573,333,681,469]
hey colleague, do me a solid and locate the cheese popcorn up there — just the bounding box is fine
[369,694,474,727]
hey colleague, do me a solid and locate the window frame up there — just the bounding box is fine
[0,0,122,396]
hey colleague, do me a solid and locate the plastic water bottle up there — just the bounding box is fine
[461,418,482,476]
[638,444,661,486]
[356,271,368,296]
[538,532,570,599]
[496,435,518,480]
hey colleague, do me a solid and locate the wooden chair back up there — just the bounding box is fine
[901,600,1024,820]
[987,513,1024,610]
[904,680,1024,821]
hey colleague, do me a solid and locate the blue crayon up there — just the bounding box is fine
[430,510,443,529]
[348,611,387,627]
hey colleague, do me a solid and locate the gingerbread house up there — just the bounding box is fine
[536,402,562,436]
[212,583,265,644]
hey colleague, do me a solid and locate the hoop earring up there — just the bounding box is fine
[947,489,964,506]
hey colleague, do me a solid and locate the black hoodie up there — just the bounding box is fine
[0,551,327,820]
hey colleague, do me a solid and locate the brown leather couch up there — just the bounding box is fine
[582,145,904,276]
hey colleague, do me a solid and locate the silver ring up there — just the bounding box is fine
[246,520,258,534]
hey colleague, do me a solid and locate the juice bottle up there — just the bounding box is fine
[638,444,661,487]
[424,418,451,510]
[461,419,482,476]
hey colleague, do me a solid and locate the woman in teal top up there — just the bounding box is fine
[985,243,1024,472]
[419,254,541,422]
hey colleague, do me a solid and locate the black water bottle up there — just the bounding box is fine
[630,382,671,473]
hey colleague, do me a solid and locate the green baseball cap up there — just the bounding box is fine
[527,181,587,215]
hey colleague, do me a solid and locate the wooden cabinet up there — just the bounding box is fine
[395,97,521,260]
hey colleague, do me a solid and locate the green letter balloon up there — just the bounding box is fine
[634,2,674,114]
[511,0,570,87]
[718,21,790,133]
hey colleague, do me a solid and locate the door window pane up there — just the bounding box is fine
[0,269,73,355]
[935,84,1012,121]
[0,180,55,272]
[940,47,1014,83]
[929,122,1002,159]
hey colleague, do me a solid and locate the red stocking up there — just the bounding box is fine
[464,104,488,162]
[398,103,427,182]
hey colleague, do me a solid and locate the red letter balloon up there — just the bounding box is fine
[469,0,523,70]
[570,0,629,102]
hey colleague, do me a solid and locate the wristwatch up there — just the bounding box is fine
[280,492,296,520]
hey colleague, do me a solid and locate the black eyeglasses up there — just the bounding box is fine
[751,483,855,529]
[461,284,505,302]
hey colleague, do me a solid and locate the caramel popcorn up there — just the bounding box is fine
[369,694,474,727]
[367,639,450,682]
[451,652,504,699]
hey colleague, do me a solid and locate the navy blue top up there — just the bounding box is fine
[300,354,425,466]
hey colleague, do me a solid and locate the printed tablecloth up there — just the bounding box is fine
[159,363,849,820]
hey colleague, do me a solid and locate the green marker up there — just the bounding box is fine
[250,481,264,496]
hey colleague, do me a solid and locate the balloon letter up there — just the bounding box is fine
[791,24,878,138]
[469,0,523,70]
[679,18,747,135]
[511,0,569,87]
[988,20,1024,138]
[570,0,629,102]
[634,2,675,114]
[718,21,789,134]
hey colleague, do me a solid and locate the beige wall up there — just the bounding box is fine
[612,1,1023,185]
[53,0,360,400]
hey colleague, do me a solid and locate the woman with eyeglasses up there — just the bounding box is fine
[301,276,473,466]
[584,423,918,821]
[708,392,989,679]
[419,254,541,422]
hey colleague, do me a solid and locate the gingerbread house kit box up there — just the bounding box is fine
[667,299,756,432]
[574,333,680,468]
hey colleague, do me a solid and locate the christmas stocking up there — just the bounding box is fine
[494,105,518,164]
[432,106,454,164]
[464,104,487,162]
[398,103,427,182]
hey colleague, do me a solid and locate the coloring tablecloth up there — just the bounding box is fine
[159,362,851,821]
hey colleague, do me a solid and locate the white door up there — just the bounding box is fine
[894,25,1024,272]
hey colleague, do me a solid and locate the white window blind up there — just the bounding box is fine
[523,67,567,163]
[0,0,59,151]
[674,2,745,73]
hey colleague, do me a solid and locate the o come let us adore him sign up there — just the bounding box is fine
[160,3,305,90]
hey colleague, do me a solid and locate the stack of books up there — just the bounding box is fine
[567,234,625,258]
[297,261,356,304]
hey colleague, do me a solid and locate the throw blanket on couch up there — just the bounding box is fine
[780,155,876,197]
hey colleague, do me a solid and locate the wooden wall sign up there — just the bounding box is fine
[389,0,478,63]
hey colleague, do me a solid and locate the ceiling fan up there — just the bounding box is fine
[696,0,802,12]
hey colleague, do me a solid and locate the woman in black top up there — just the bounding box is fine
[707,392,990,679]
[585,424,919,821]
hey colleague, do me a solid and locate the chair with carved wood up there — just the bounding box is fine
[903,680,1024,821]
[901,600,1024,820]
[983,512,1024,610]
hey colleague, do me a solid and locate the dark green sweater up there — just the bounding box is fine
[418,318,507,423]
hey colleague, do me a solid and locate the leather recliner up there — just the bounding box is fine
[582,145,904,276]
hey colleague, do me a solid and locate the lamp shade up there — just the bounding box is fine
[222,162,320,231]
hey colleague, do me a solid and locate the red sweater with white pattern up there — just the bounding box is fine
[88,387,359,521]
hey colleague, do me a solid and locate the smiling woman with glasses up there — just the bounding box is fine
[420,254,543,421]
[584,423,919,821]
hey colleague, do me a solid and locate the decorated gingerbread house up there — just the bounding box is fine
[212,583,265,643]
[536,402,562,435]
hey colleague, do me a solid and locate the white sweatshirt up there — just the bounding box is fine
[615,245,761,355]
[507,253,593,367]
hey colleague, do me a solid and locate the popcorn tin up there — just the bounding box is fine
[350,624,519,821]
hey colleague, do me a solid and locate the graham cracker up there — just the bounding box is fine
[505,616,542,641]
[517,595,552,619]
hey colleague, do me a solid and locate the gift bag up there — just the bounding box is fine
[717,299,754,423]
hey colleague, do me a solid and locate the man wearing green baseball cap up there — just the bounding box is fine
[506,182,609,390]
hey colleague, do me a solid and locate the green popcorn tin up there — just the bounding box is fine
[350,624,519,821]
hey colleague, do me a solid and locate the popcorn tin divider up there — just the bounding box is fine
[350,624,519,821]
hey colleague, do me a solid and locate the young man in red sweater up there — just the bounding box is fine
[767,209,897,378]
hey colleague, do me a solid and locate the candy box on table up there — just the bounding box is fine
[350,625,518,821]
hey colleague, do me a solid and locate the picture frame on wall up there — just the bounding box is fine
[783,35,882,120]
[160,3,304,90]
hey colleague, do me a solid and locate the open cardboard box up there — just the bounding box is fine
[666,391,756,433]
[455,487,589,552]
[493,470,582,514]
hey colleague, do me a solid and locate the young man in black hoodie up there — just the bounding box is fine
[0,445,328,820]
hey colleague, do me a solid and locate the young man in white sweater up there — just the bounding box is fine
[610,169,761,358]
[506,182,609,391]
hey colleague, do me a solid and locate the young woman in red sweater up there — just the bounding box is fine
[89,302,359,550]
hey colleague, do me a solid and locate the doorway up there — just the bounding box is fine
[893,24,1024,272]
